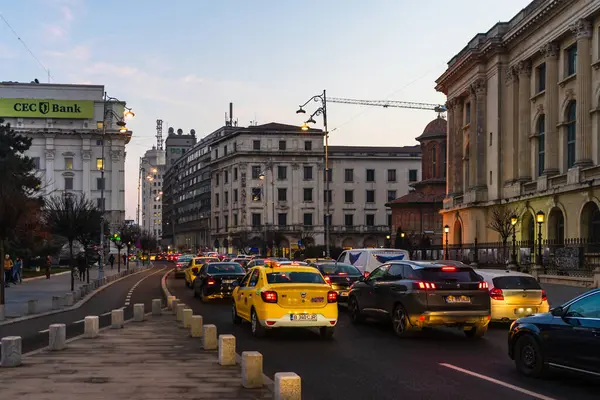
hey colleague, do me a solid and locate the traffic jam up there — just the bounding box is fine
[160,248,600,380]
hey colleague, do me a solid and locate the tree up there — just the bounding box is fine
[0,119,42,305]
[120,224,140,270]
[487,205,520,263]
[76,207,103,283]
[139,230,157,265]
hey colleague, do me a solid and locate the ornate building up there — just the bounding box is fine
[436,0,600,246]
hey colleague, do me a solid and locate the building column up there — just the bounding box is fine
[445,99,455,196]
[82,149,91,195]
[541,42,560,175]
[110,149,120,215]
[504,66,518,182]
[471,78,487,188]
[468,88,477,189]
[571,19,593,167]
[45,149,55,193]
[517,60,532,181]
[454,100,464,194]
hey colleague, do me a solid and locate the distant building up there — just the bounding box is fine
[165,127,196,167]
[140,147,166,240]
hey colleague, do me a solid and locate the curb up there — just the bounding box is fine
[0,265,152,327]
[22,271,70,282]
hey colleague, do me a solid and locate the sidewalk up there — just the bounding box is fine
[541,282,593,307]
[4,263,144,318]
[0,313,273,399]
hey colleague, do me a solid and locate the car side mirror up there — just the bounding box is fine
[551,306,565,317]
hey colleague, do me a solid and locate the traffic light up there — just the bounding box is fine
[111,233,121,242]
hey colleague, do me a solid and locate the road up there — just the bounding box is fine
[0,265,167,355]
[168,273,599,400]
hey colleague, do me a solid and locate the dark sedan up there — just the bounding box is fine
[192,262,246,302]
[508,288,600,378]
[311,262,362,302]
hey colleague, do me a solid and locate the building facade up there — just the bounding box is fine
[165,128,197,167]
[140,147,166,240]
[436,0,600,248]
[0,82,132,230]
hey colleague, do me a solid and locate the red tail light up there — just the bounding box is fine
[478,281,488,289]
[541,290,547,302]
[363,271,370,278]
[261,290,278,303]
[327,291,338,303]
[337,272,348,276]
[207,277,215,285]
[441,266,456,272]
[414,281,437,290]
[489,288,504,300]
[324,276,331,286]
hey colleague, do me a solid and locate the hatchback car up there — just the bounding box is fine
[348,261,491,338]
[193,262,247,302]
[311,262,362,303]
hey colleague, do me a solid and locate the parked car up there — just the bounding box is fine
[310,262,362,303]
[508,288,600,377]
[337,248,410,276]
[192,262,246,302]
[348,261,491,338]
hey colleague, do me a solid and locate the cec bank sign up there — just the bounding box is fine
[0,98,94,119]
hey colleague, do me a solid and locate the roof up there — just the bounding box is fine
[386,191,445,206]
[250,122,322,133]
[416,116,447,141]
[476,269,536,279]
[328,145,421,154]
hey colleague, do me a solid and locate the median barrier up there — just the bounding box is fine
[274,372,301,400]
[218,334,236,366]
[48,324,66,351]
[0,336,22,367]
[65,292,74,306]
[111,309,124,329]
[176,303,185,322]
[182,308,193,328]
[241,351,264,388]
[133,304,145,322]
[202,324,217,350]
[190,315,203,337]
[27,299,38,315]
[84,316,99,338]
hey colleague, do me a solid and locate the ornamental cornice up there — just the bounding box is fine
[539,42,559,59]
[570,18,592,39]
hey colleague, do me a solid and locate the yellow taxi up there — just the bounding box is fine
[231,265,338,339]
[304,258,334,264]
[184,256,220,287]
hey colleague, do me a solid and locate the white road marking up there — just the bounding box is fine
[38,329,49,333]
[100,311,111,316]
[123,267,166,306]
[439,363,557,400]
[74,319,84,324]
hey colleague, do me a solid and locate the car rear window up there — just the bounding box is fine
[266,271,326,284]
[195,257,218,263]
[492,276,541,290]
[320,263,361,276]
[207,264,245,274]
[419,268,480,282]
[178,256,192,262]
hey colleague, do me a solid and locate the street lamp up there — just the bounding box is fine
[510,214,518,266]
[536,210,545,266]
[296,90,329,257]
[444,225,450,260]
[258,162,276,256]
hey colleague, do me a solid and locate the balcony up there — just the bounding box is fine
[331,225,390,234]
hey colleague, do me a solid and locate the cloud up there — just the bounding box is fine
[0,44,18,59]
[61,6,74,22]
[84,62,140,78]
[44,25,67,38]
[182,74,205,84]
[43,45,91,61]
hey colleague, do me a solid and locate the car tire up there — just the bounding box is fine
[514,334,547,378]
[232,303,242,324]
[251,309,266,338]
[319,327,335,340]
[349,297,365,324]
[392,304,410,337]
[464,324,488,339]
[200,286,208,303]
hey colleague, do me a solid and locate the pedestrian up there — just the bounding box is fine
[13,256,23,284]
[109,254,115,270]
[4,254,14,287]
[77,254,86,282]
[45,255,52,279]
[123,254,127,267]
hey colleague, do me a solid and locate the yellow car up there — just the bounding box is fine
[231,265,339,339]
[184,257,220,287]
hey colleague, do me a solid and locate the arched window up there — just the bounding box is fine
[431,145,437,178]
[566,102,576,169]
[537,115,545,176]
[441,143,447,178]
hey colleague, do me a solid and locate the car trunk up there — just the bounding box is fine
[268,283,331,309]
[492,276,543,306]
[328,274,361,289]
[210,273,245,286]
[419,267,489,312]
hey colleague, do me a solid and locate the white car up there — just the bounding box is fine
[336,248,410,276]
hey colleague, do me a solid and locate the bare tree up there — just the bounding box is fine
[488,205,520,263]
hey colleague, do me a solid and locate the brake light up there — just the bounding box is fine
[414,281,437,290]
[542,290,547,302]
[207,277,215,285]
[363,271,370,278]
[441,266,456,272]
[489,288,504,300]
[337,272,348,276]
[327,291,338,303]
[324,276,331,286]
[478,281,488,289]
[261,291,278,303]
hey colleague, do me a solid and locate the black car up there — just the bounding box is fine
[508,288,600,377]
[311,262,362,302]
[193,262,246,302]
[348,261,491,338]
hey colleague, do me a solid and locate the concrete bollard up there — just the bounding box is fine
[111,309,124,329]
[0,336,22,367]
[83,284,89,294]
[133,304,145,322]
[152,299,162,316]
[167,296,175,308]
[182,308,193,328]
[59,295,67,307]
[0,304,5,321]
[242,351,264,388]
[52,296,61,310]
[27,299,38,315]
[65,292,74,306]
[218,334,236,366]
[202,324,217,350]
[274,372,302,400]
[48,324,66,351]
[84,316,99,338]
[176,303,185,322]
[190,315,203,337]
[171,299,179,313]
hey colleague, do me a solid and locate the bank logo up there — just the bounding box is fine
[39,102,50,115]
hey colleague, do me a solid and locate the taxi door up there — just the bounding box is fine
[236,269,260,320]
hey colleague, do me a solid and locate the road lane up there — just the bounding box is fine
[168,275,599,400]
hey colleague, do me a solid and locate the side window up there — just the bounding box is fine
[387,264,404,279]
[187,261,193,268]
[367,265,389,282]
[566,293,600,319]
[402,265,419,280]
[240,271,252,287]
[337,251,347,263]
[249,269,260,287]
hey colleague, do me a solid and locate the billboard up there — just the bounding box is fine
[0,98,94,119]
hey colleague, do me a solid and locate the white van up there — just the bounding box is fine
[336,248,410,275]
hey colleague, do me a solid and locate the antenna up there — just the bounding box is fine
[229,102,233,126]
[156,119,164,150]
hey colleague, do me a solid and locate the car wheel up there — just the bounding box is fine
[232,303,242,324]
[251,309,266,338]
[200,286,208,303]
[514,334,547,377]
[349,297,365,324]
[464,324,488,339]
[319,327,335,340]
[392,305,410,337]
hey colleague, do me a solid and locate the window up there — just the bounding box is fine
[465,103,471,124]
[215,193,219,206]
[279,140,286,150]
[489,171,492,185]
[442,144,447,178]
[345,214,354,226]
[324,189,332,203]
[344,168,354,182]
[224,170,228,184]
[223,145,227,156]
[366,214,375,226]
[233,214,238,226]
[409,169,418,182]
[387,169,396,182]
[366,169,375,182]
[566,45,577,77]
[96,139,103,146]
[537,115,545,176]
[387,190,397,201]
[344,190,354,203]
[277,166,287,180]
[278,213,287,226]
[214,217,219,231]
[565,293,600,319]
[215,173,220,186]
[566,102,576,169]
[278,188,287,201]
[224,191,229,205]
[233,189,238,202]
[214,148,218,159]
[251,165,261,179]
[387,214,392,228]
[64,177,73,190]
[253,140,261,150]
[224,215,229,230]
[304,141,312,151]
[251,213,262,227]
[303,188,313,202]
[366,190,375,203]
[96,158,104,170]
[97,178,105,190]
[303,166,313,180]
[536,63,546,93]
[32,157,40,169]
[251,188,262,201]
[303,213,313,226]
[233,167,238,180]
[431,146,437,176]
[96,198,105,209]
[64,157,73,170]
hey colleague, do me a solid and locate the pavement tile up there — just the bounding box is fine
[0,314,272,400]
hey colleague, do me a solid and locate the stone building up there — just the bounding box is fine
[140,147,166,240]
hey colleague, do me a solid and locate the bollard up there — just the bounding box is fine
[167,296,175,309]
[52,296,61,310]
[65,292,74,306]
[27,299,38,315]
[152,299,162,316]
[190,315,203,337]
[176,303,185,322]
[111,309,124,329]
[133,304,145,322]
[202,324,217,350]
[0,336,22,367]
[84,316,99,338]
[59,295,67,307]
[171,299,179,313]
[48,324,66,351]
[218,334,236,366]
[241,351,264,388]
[83,284,89,294]
[0,304,5,321]
[274,372,302,400]
[182,308,193,328]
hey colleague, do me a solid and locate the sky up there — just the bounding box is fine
[1,0,531,220]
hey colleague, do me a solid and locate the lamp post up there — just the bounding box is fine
[444,225,450,260]
[296,90,329,258]
[510,214,518,267]
[385,234,391,248]
[259,161,276,256]
[536,210,545,266]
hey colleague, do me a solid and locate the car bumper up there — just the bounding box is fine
[410,310,491,328]
[203,286,235,298]
[491,303,549,322]
[259,314,337,328]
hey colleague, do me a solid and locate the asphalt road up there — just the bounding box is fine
[0,265,167,355]
[168,274,599,400]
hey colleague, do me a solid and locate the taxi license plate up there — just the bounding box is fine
[290,314,317,321]
[445,295,471,304]
[222,279,236,284]
[339,291,349,297]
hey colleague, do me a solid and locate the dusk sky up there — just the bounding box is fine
[1,0,530,219]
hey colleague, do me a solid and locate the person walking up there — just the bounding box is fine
[13,256,23,284]
[45,255,52,279]
[108,254,115,270]
[4,254,14,287]
[77,254,86,282]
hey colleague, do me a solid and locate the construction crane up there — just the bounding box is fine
[328,97,447,116]
[156,119,164,150]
